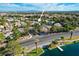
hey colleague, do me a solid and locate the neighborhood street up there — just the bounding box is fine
[20,30,79,52]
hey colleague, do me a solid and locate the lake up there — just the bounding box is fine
[41,43,79,56]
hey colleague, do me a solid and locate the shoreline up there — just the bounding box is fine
[49,36,79,50]
[25,36,79,56]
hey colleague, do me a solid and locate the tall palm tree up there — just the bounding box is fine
[60,36,65,45]
[70,30,73,39]
[34,39,40,54]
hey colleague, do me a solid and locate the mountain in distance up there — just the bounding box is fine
[0,10,79,14]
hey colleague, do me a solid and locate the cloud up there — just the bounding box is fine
[42,3,79,11]
[0,3,79,12]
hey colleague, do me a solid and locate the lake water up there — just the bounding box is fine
[41,43,79,56]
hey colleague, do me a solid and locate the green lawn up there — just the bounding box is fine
[27,48,44,56]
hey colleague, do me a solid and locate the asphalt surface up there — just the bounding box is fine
[20,31,79,52]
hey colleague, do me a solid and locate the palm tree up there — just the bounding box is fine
[34,39,40,54]
[70,30,73,39]
[60,36,65,45]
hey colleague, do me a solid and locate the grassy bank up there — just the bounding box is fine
[49,36,79,50]
[27,48,44,56]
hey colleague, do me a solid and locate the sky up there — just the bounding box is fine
[0,3,79,12]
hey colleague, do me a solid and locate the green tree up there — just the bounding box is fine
[5,40,23,56]
[0,17,7,29]
[0,17,6,25]
[49,40,58,48]
[50,26,63,32]
[0,32,5,44]
[60,36,64,40]
[12,26,21,40]
[24,21,30,35]
[33,23,41,33]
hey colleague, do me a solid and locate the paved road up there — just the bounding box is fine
[20,31,79,52]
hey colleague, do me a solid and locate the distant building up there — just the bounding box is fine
[0,25,4,32]
[0,13,7,16]
[15,20,21,27]
[6,18,14,22]
[40,24,49,32]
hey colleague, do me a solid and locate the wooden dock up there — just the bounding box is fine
[57,46,64,51]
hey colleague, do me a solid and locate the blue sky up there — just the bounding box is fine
[0,3,79,12]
